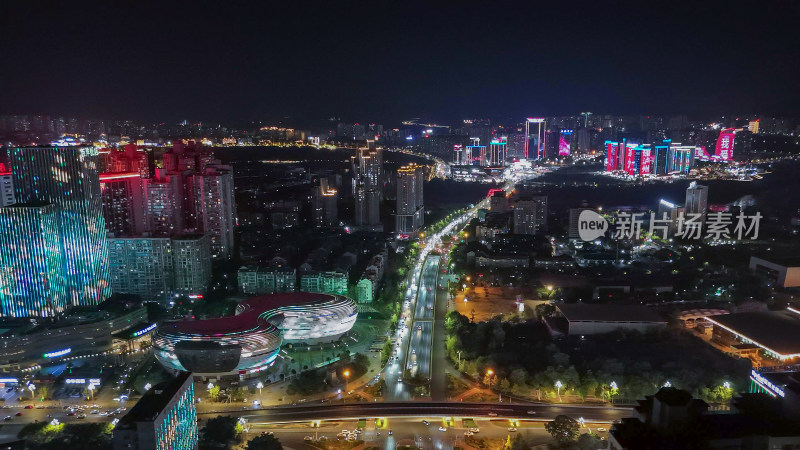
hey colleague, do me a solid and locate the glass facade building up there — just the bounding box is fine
[8,146,111,308]
[0,203,68,317]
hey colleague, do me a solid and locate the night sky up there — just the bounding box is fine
[2,1,799,124]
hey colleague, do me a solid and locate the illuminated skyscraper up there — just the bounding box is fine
[396,163,424,234]
[0,203,68,317]
[8,146,111,307]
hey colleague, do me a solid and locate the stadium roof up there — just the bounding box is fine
[707,311,800,357]
[160,292,341,335]
[556,304,666,323]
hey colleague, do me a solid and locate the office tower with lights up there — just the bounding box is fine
[668,144,695,173]
[100,172,145,236]
[188,165,236,259]
[0,203,68,317]
[395,163,425,234]
[311,177,338,227]
[9,146,111,307]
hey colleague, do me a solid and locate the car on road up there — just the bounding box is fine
[526,410,536,415]
[3,416,11,421]
[14,412,22,416]
[464,431,473,436]
[597,427,607,432]
[77,414,86,419]
[487,412,497,417]
[469,427,480,433]
[507,427,517,432]
[90,410,99,414]
[304,436,313,441]
[388,430,393,435]
[438,426,447,432]
[422,420,430,426]
[24,405,33,409]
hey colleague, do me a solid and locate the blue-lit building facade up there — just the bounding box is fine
[4,146,111,315]
[113,371,198,450]
[0,203,69,317]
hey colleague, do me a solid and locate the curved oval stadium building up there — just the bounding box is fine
[153,293,357,375]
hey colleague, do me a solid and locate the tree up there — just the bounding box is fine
[445,311,470,335]
[544,415,579,446]
[200,416,240,449]
[576,432,604,450]
[509,434,527,450]
[37,385,48,401]
[247,434,283,450]
[208,385,221,402]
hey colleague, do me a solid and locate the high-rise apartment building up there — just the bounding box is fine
[100,172,145,236]
[395,163,425,234]
[8,146,111,307]
[0,203,68,317]
[237,266,297,295]
[107,236,174,301]
[172,234,212,297]
[144,169,185,236]
[514,195,548,235]
[352,141,382,228]
[311,177,338,227]
[685,182,709,218]
[107,234,211,301]
[189,165,236,259]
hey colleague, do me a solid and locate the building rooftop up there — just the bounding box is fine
[116,372,191,428]
[707,311,800,357]
[751,256,800,267]
[556,304,666,323]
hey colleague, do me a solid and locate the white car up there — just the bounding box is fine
[469,427,480,433]
[438,426,447,432]
[464,431,473,436]
[507,427,517,432]
[488,412,497,417]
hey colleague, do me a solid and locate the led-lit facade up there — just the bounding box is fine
[0,203,68,317]
[113,372,198,450]
[153,293,357,375]
[8,146,111,308]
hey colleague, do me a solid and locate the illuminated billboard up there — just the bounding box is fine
[715,128,735,161]
[558,130,573,156]
[605,141,619,172]
[640,147,652,175]
[624,144,636,175]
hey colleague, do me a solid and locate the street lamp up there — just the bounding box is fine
[723,381,731,389]
[87,384,95,401]
[555,381,563,401]
[256,381,264,402]
[663,381,672,388]
[27,383,36,401]
[144,383,152,391]
[343,370,350,402]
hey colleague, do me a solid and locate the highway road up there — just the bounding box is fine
[199,401,632,424]
[245,416,593,450]
[406,256,440,385]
